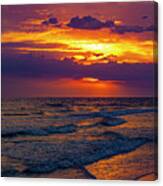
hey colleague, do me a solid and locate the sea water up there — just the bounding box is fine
[1,97,158,180]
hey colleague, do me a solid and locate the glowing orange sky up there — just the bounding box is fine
[2,2,157,65]
[2,28,156,65]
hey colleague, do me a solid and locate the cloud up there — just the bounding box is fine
[2,41,68,50]
[104,20,115,27]
[42,17,58,26]
[67,15,156,34]
[141,15,148,20]
[1,50,156,82]
[112,24,157,34]
[144,25,157,32]
[67,16,114,29]
[113,25,144,34]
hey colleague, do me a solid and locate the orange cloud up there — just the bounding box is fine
[2,12,156,65]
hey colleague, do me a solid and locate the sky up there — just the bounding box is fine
[1,1,158,98]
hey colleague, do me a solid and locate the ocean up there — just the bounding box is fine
[1,97,158,180]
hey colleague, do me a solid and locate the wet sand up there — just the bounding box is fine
[86,143,157,180]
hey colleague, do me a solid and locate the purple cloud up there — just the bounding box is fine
[2,41,68,49]
[2,50,157,82]
[2,49,157,98]
[67,16,114,29]
[141,15,148,20]
[42,17,58,26]
[67,15,157,34]
[112,24,157,34]
[145,25,157,32]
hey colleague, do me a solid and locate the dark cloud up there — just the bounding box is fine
[2,48,157,98]
[113,25,144,34]
[2,42,68,50]
[112,24,157,34]
[1,51,156,82]
[104,20,114,27]
[67,16,114,29]
[42,17,58,26]
[141,15,148,20]
[67,15,156,34]
[144,25,157,32]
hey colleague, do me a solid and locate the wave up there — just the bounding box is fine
[2,124,77,138]
[2,108,156,139]
[68,108,157,120]
[2,113,30,116]
[80,117,126,128]
[109,108,157,116]
[2,132,150,174]
[46,103,65,107]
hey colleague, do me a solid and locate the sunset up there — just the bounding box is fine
[1,1,158,180]
[1,1,157,98]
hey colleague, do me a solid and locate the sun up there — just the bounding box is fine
[82,77,99,83]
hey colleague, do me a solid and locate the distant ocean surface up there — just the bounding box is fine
[1,97,158,180]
